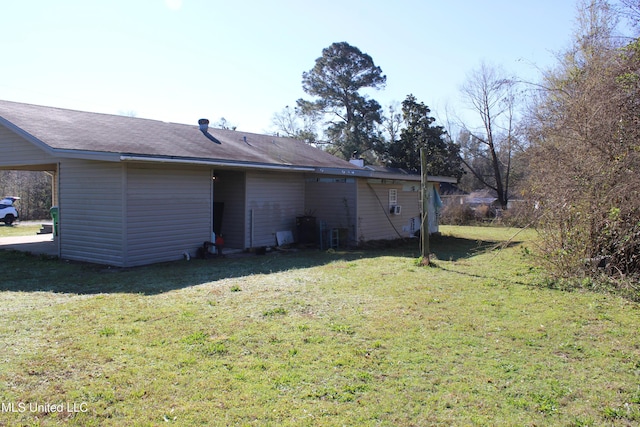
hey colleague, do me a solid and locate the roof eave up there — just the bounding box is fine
[315,167,457,183]
[426,175,458,184]
[119,154,316,172]
[55,149,121,162]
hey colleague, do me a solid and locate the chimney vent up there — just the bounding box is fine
[198,118,209,132]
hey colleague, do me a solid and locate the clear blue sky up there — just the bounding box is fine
[1,0,579,134]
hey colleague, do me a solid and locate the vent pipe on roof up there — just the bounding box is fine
[198,118,221,144]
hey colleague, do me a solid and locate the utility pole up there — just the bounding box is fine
[420,147,430,265]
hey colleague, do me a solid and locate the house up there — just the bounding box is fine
[0,100,456,267]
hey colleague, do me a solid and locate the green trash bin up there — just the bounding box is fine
[50,206,59,237]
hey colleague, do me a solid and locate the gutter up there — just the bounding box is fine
[119,154,316,172]
[316,167,458,183]
[51,149,121,162]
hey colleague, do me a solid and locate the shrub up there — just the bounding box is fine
[499,200,539,228]
[473,204,494,221]
[439,201,475,225]
[523,17,640,300]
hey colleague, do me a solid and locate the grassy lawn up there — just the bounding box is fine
[0,226,639,426]
[0,222,42,237]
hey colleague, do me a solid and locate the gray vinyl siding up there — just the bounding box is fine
[125,164,212,266]
[58,159,125,265]
[245,171,304,248]
[356,180,422,242]
[0,126,56,167]
[304,176,357,245]
[212,170,245,249]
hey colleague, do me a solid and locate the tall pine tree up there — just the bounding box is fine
[297,42,386,159]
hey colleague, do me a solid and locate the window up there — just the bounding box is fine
[389,189,397,206]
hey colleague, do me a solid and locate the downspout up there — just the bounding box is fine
[121,163,129,267]
[250,209,254,249]
[211,168,215,243]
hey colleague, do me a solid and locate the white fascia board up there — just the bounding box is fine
[119,155,316,172]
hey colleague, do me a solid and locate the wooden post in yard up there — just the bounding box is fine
[420,147,430,266]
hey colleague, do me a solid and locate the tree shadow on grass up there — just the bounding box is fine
[430,234,521,262]
[0,234,523,295]
[428,233,531,287]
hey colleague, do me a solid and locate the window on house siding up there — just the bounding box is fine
[389,189,398,206]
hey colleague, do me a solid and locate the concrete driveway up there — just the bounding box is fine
[0,234,58,257]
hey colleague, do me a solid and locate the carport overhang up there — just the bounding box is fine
[0,163,57,171]
[0,161,60,258]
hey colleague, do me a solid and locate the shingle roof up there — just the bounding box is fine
[0,99,358,170]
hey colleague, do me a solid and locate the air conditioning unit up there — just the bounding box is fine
[390,205,401,215]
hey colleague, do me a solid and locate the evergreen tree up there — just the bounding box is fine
[376,94,463,178]
[297,42,386,159]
